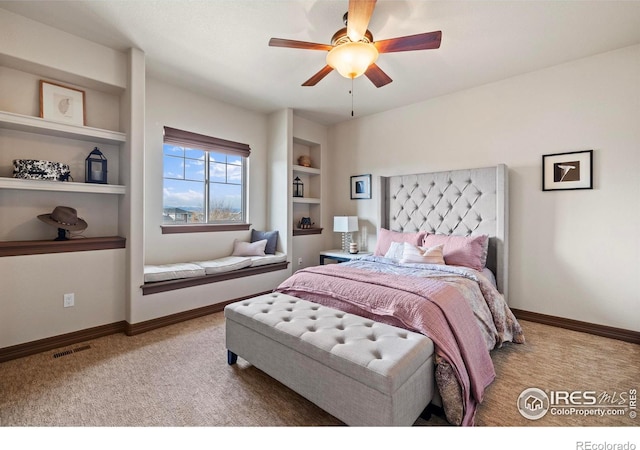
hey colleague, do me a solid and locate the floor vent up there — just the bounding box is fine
[53,344,91,359]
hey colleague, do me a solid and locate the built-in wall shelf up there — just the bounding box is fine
[293,197,321,204]
[0,111,126,145]
[293,228,323,236]
[292,164,321,175]
[0,177,126,194]
[0,236,126,257]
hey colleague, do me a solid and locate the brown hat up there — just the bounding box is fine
[38,206,88,231]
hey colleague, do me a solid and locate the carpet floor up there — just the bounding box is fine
[0,313,638,428]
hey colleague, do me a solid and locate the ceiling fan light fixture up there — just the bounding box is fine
[326,41,379,79]
[269,1,441,88]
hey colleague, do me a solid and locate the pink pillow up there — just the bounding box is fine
[422,233,489,271]
[374,228,426,256]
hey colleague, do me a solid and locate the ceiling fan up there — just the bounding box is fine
[269,0,442,88]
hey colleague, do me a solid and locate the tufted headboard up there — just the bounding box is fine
[378,164,509,301]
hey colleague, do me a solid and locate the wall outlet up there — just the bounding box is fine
[63,293,75,308]
[298,257,303,266]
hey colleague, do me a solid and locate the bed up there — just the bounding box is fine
[274,164,525,426]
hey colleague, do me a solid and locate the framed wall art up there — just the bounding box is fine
[542,150,593,191]
[39,80,86,126]
[350,174,371,199]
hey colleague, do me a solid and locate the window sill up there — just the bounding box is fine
[161,223,250,234]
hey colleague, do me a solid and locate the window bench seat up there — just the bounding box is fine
[141,253,288,295]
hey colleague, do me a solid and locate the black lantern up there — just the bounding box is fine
[293,176,304,198]
[85,147,107,184]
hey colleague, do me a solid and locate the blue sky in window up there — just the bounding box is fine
[210,162,242,184]
[164,145,205,181]
[163,179,204,209]
[210,183,242,211]
[163,156,184,179]
[163,145,242,211]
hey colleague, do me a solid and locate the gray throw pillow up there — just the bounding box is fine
[251,229,278,255]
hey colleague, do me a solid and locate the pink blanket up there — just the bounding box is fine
[276,263,505,426]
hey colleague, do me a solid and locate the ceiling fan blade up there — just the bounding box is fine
[374,31,442,53]
[269,38,333,51]
[347,0,377,42]
[302,65,334,86]
[365,64,392,88]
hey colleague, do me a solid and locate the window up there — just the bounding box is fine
[162,127,250,226]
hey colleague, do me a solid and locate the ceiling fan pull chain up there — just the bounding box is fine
[351,78,354,117]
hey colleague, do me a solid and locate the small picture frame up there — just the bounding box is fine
[542,150,593,191]
[39,80,86,126]
[350,174,372,199]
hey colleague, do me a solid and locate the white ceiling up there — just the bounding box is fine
[2,1,640,125]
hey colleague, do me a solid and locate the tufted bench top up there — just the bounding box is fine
[225,292,434,395]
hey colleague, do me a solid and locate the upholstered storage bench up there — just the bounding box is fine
[224,292,435,426]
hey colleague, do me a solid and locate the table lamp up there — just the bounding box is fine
[333,216,359,253]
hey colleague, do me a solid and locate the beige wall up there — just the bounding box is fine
[0,9,128,348]
[144,77,270,264]
[137,77,290,323]
[0,9,126,91]
[328,44,640,332]
[0,250,126,347]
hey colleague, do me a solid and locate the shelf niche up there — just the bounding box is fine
[0,177,126,194]
[0,236,126,257]
[293,228,323,236]
[0,111,126,145]
[292,137,322,235]
[0,73,127,244]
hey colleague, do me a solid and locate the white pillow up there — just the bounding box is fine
[383,241,405,261]
[231,239,267,257]
[399,242,445,265]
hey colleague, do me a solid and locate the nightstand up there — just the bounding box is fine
[319,249,373,265]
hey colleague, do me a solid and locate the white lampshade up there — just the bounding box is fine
[326,42,378,79]
[333,216,359,233]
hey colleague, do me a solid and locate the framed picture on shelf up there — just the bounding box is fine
[39,80,86,126]
[350,174,371,199]
[542,150,593,191]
